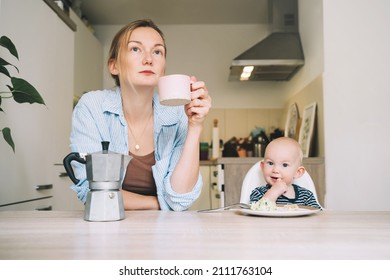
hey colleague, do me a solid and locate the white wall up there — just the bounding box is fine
[93,23,287,109]
[323,0,390,210]
[285,0,324,98]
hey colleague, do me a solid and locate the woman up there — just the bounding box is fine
[69,19,211,211]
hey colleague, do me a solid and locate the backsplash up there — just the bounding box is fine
[200,108,284,145]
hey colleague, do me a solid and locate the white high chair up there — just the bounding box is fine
[239,160,321,206]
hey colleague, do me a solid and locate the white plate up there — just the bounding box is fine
[237,207,321,217]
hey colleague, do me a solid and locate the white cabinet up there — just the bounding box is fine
[188,166,211,210]
[52,164,84,211]
[0,1,103,211]
[0,197,53,211]
[188,163,222,211]
[210,164,222,208]
[70,9,103,100]
[0,0,74,210]
[51,10,103,211]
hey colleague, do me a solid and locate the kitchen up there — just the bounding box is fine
[74,0,390,212]
[0,0,390,274]
[0,0,326,212]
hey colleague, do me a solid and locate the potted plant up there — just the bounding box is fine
[0,35,45,152]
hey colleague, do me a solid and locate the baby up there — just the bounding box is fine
[250,137,321,210]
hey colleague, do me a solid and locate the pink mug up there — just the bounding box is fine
[158,74,191,106]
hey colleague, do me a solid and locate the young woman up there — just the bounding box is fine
[69,19,211,211]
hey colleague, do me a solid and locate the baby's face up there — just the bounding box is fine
[261,141,302,186]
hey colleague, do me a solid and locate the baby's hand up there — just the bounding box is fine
[264,179,288,201]
[271,179,289,196]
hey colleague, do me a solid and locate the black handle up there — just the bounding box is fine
[101,141,110,153]
[62,152,86,185]
[35,184,53,191]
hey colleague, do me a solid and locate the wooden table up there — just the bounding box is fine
[1,210,389,260]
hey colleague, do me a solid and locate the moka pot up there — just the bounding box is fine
[63,141,131,221]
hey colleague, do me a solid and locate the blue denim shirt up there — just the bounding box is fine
[69,87,202,211]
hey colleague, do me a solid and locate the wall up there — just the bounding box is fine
[94,24,287,109]
[286,0,324,96]
[282,75,324,157]
[322,0,390,210]
[280,0,325,157]
[93,24,291,143]
[70,10,103,101]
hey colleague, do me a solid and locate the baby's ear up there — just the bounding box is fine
[260,160,265,170]
[294,166,305,179]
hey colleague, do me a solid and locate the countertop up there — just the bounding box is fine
[1,210,389,260]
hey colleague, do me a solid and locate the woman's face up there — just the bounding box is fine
[113,27,166,89]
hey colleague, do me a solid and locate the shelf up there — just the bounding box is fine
[43,0,76,31]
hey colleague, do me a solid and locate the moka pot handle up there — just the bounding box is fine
[62,152,86,185]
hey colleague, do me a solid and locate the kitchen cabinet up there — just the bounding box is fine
[188,162,222,211]
[0,0,101,211]
[52,164,84,211]
[51,9,103,211]
[70,9,103,102]
[217,157,325,207]
[0,0,74,210]
[188,166,211,210]
[0,197,53,211]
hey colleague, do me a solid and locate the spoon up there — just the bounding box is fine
[198,203,250,213]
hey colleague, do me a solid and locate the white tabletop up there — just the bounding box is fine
[0,210,389,260]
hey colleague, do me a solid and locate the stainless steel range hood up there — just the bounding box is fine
[229,0,304,81]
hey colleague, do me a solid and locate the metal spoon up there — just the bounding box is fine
[198,203,251,213]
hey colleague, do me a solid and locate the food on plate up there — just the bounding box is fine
[250,198,300,211]
[250,198,277,211]
[283,204,299,211]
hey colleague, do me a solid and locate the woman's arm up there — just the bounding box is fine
[121,190,160,210]
[170,77,211,193]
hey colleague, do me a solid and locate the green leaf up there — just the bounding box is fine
[11,77,45,105]
[0,64,12,78]
[1,127,15,152]
[0,36,19,59]
[0,57,18,74]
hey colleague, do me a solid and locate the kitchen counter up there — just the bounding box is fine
[1,210,389,260]
[200,159,217,166]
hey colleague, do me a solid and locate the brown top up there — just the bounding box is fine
[122,151,157,196]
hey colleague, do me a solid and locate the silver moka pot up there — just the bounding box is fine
[63,141,131,222]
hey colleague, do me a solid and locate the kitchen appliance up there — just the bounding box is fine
[63,141,131,222]
[228,0,304,81]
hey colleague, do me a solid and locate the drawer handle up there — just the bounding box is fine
[59,172,68,177]
[36,205,52,211]
[35,184,53,190]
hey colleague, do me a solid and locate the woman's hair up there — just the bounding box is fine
[107,19,166,87]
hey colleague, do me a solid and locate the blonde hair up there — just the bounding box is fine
[107,19,166,87]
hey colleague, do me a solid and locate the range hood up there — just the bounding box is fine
[229,0,304,81]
